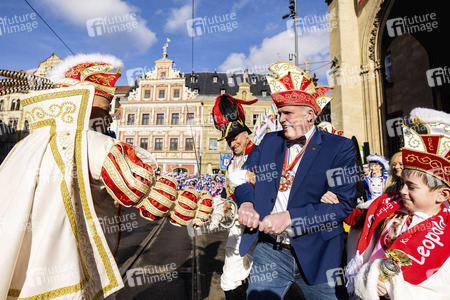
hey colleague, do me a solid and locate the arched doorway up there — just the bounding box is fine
[376,0,450,157]
[173,167,188,175]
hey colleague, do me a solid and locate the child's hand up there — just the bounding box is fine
[377,279,388,296]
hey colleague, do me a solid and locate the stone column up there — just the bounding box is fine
[327,0,365,145]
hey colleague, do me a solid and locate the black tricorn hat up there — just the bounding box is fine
[212,94,257,141]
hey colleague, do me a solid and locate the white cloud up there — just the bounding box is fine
[40,0,157,54]
[231,0,252,13]
[218,28,331,84]
[164,3,193,33]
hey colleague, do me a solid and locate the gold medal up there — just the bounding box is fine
[278,133,313,192]
[279,170,294,192]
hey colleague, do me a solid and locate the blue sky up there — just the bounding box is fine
[0,0,332,86]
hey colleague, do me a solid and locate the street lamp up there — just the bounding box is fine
[282,0,298,66]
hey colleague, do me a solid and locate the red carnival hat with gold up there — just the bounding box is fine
[48,53,123,101]
[266,62,331,116]
[402,108,450,186]
[317,121,343,136]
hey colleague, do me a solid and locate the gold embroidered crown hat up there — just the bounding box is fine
[402,107,450,186]
[265,61,332,116]
[48,53,123,101]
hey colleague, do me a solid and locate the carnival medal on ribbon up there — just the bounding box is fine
[279,133,313,192]
[379,248,412,282]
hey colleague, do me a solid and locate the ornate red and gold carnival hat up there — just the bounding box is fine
[402,108,450,186]
[48,53,123,101]
[265,62,331,116]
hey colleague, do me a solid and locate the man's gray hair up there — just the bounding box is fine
[302,106,317,124]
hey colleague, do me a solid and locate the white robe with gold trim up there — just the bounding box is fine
[0,86,124,299]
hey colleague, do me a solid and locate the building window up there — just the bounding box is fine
[170,138,178,151]
[144,90,151,99]
[15,99,20,110]
[125,138,134,145]
[193,88,199,94]
[185,138,194,151]
[262,90,267,97]
[161,72,166,79]
[140,138,148,149]
[228,77,233,84]
[24,120,29,132]
[173,89,180,98]
[251,77,257,84]
[186,113,194,125]
[127,114,135,125]
[0,100,3,111]
[10,100,16,111]
[141,114,150,125]
[220,88,226,94]
[154,138,163,151]
[158,89,165,99]
[212,76,218,83]
[171,113,179,125]
[8,118,18,131]
[209,113,214,124]
[209,138,217,151]
[156,113,164,125]
[190,76,197,83]
[253,114,259,125]
[385,55,393,83]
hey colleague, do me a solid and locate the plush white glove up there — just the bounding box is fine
[208,195,225,231]
[227,169,249,187]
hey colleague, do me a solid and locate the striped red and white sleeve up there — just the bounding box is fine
[101,142,154,207]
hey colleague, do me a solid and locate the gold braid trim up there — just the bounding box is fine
[169,211,194,226]
[102,156,142,206]
[148,190,176,209]
[172,203,197,217]
[122,147,153,181]
[109,146,150,194]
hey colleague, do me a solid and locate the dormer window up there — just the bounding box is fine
[190,75,197,83]
[262,90,267,97]
[213,76,218,83]
[228,77,233,84]
[220,88,226,94]
[251,77,257,84]
[193,88,199,93]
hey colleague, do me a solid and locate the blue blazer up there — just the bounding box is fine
[234,127,357,285]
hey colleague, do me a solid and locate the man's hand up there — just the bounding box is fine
[259,211,291,235]
[247,171,256,185]
[320,191,339,204]
[223,200,231,214]
[377,279,388,297]
[238,202,259,230]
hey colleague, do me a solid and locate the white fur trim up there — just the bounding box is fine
[354,259,382,300]
[410,107,450,126]
[345,251,364,294]
[390,256,450,300]
[366,154,389,170]
[48,53,123,82]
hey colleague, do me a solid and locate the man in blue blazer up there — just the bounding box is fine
[230,62,357,299]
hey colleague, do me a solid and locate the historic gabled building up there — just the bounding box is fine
[118,46,275,175]
[118,46,203,175]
